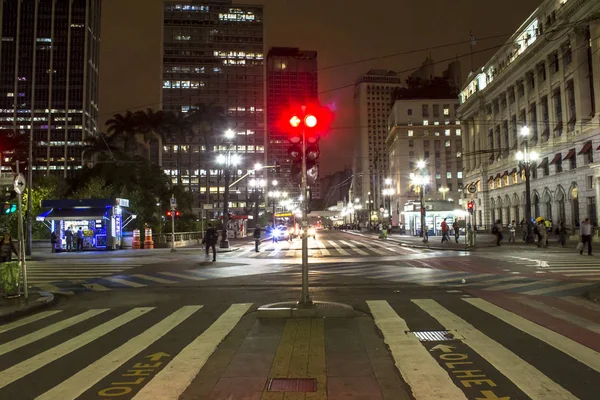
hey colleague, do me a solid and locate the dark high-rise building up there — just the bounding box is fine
[162,0,265,214]
[266,47,318,200]
[0,0,101,177]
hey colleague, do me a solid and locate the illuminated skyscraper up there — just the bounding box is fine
[0,0,102,177]
[162,0,265,213]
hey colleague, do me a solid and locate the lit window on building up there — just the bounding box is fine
[457,172,463,178]
[456,129,461,136]
[444,129,450,136]
[408,130,413,136]
[447,172,452,179]
[445,141,451,147]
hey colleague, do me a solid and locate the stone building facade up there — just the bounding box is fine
[458,0,600,230]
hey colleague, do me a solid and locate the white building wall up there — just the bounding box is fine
[458,0,600,230]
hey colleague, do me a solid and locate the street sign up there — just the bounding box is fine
[170,197,177,209]
[13,173,25,195]
[467,185,477,194]
[0,175,16,186]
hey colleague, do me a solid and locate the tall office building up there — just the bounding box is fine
[162,0,264,214]
[0,0,102,177]
[352,70,403,222]
[266,47,318,199]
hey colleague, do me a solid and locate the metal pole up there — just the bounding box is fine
[16,163,27,299]
[300,116,311,306]
[524,138,534,243]
[420,184,425,240]
[220,154,230,248]
[170,194,176,253]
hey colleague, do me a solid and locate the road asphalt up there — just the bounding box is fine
[1,230,599,399]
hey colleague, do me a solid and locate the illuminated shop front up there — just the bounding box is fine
[37,198,135,251]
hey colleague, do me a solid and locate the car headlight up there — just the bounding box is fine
[273,229,280,236]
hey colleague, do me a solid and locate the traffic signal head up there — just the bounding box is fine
[304,114,317,128]
[175,211,181,217]
[3,203,16,214]
[467,201,474,214]
[166,210,172,218]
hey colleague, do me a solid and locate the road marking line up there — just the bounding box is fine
[34,283,70,293]
[463,275,524,286]
[483,280,551,291]
[367,300,468,400]
[413,299,576,400]
[564,272,600,276]
[328,240,350,256]
[37,306,203,400]
[133,303,252,400]
[517,297,600,334]
[339,240,369,255]
[132,274,178,284]
[103,277,147,288]
[316,240,331,256]
[521,282,593,296]
[418,273,491,284]
[465,298,600,372]
[0,310,63,335]
[0,309,108,356]
[0,307,153,389]
[82,283,112,291]
[351,240,386,255]
[268,242,282,257]
[159,272,206,281]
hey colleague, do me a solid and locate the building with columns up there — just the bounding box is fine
[458,0,600,230]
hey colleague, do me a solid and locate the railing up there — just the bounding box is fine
[155,231,204,244]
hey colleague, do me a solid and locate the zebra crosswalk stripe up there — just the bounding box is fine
[0,309,108,357]
[37,305,203,400]
[412,299,577,399]
[0,310,63,335]
[132,303,252,400]
[159,272,206,281]
[465,298,600,373]
[328,240,350,256]
[367,300,468,400]
[316,240,331,256]
[132,274,178,284]
[103,277,147,288]
[0,307,154,389]
[351,240,386,255]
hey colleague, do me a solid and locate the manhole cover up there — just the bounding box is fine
[410,330,455,341]
[267,378,317,392]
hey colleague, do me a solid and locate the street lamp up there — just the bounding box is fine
[412,173,430,239]
[382,187,393,226]
[438,187,449,200]
[516,125,538,244]
[217,130,239,249]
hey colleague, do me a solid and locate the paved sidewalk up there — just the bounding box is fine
[0,291,56,323]
[180,313,410,400]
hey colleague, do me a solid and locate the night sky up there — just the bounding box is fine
[100,0,542,175]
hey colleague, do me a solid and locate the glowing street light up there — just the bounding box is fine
[224,129,235,139]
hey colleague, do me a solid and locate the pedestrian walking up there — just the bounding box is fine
[508,220,516,244]
[537,219,547,248]
[579,217,593,256]
[440,218,449,243]
[253,225,261,252]
[452,221,460,243]
[204,223,218,261]
[50,231,58,253]
[520,219,527,242]
[0,233,18,262]
[557,220,567,247]
[492,220,503,246]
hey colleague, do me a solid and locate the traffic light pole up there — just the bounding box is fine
[170,195,176,253]
[300,122,311,306]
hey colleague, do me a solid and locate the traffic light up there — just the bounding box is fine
[281,104,333,184]
[166,210,181,219]
[467,201,474,214]
[3,203,16,214]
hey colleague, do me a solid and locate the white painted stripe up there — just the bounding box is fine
[413,299,576,399]
[37,306,202,400]
[103,277,147,288]
[133,303,252,400]
[159,272,206,281]
[517,298,600,334]
[463,275,524,286]
[465,298,600,372]
[34,284,68,293]
[339,240,369,255]
[316,240,331,256]
[82,283,112,291]
[418,273,491,284]
[0,310,63,335]
[0,308,153,389]
[132,274,177,284]
[0,309,107,357]
[27,272,115,277]
[366,300,467,400]
[564,272,600,276]
[484,280,551,292]
[268,242,282,257]
[521,282,593,296]
[352,240,386,255]
[328,240,350,256]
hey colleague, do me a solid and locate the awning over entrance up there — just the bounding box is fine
[550,153,562,165]
[537,157,549,169]
[509,168,517,175]
[37,208,108,221]
[579,141,592,155]
[563,149,576,160]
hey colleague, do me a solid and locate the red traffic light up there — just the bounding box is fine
[467,201,474,210]
[289,115,301,128]
[304,114,317,128]
[176,211,181,217]
[166,210,172,217]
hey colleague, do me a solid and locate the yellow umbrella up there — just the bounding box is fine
[535,216,544,222]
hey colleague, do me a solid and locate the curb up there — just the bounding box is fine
[0,291,57,324]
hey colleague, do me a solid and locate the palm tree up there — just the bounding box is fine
[0,131,33,173]
[81,132,119,167]
[105,111,139,154]
[133,108,168,164]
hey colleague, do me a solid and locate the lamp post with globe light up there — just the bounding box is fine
[216,129,239,248]
[516,126,538,244]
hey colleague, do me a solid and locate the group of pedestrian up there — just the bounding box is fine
[440,218,461,244]
[52,226,85,253]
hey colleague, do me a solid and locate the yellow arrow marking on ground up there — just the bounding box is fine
[430,344,455,353]
[476,390,510,400]
[145,352,170,361]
